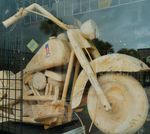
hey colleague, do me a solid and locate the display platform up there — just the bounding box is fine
[0,120,80,134]
[1,110,150,134]
[0,112,101,134]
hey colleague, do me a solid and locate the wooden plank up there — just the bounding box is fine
[48,84,53,95]
[71,60,80,102]
[34,113,63,122]
[45,70,65,82]
[48,77,64,87]
[23,96,55,101]
[32,104,65,121]
[45,83,49,96]
[24,73,33,84]
[54,86,60,100]
[62,51,75,102]
[30,86,41,96]
[67,29,111,111]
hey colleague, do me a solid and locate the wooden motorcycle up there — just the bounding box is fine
[1,3,149,133]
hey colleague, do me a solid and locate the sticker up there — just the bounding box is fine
[27,39,39,52]
[45,43,50,57]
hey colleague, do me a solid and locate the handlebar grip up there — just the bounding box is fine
[2,15,20,28]
[2,8,27,28]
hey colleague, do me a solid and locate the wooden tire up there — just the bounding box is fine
[87,74,149,134]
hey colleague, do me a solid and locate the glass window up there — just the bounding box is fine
[57,0,65,18]
[64,0,72,16]
[73,0,81,15]
[90,0,99,10]
[81,0,90,12]
[0,1,149,134]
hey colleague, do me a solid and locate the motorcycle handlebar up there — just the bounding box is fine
[2,3,69,30]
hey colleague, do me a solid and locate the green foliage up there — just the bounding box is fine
[91,38,114,55]
[40,19,63,36]
[117,48,140,58]
[40,21,115,56]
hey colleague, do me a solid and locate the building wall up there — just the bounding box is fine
[0,0,150,70]
[138,48,150,66]
[1,0,150,52]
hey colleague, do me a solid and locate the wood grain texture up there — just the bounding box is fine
[72,54,149,109]
[87,74,149,134]
[32,72,46,90]
[62,51,75,102]
[45,70,65,82]
[67,29,111,111]
[25,37,71,73]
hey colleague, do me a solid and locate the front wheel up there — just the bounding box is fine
[87,74,149,134]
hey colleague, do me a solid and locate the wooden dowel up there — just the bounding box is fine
[45,70,65,82]
[71,60,80,102]
[24,73,33,84]
[31,87,37,96]
[34,113,63,122]
[45,83,49,96]
[35,89,40,96]
[48,84,53,95]
[62,51,75,102]
[72,60,80,89]
[23,96,55,101]
[30,86,40,96]
[25,89,33,95]
[54,86,59,100]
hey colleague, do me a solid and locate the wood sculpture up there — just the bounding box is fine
[1,3,149,134]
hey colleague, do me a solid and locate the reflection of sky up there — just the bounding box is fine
[66,0,150,51]
[0,0,17,19]
[0,0,150,52]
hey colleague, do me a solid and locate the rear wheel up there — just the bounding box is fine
[87,74,149,134]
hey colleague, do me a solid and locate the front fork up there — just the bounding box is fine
[67,29,111,111]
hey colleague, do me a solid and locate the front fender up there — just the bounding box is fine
[71,53,149,109]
